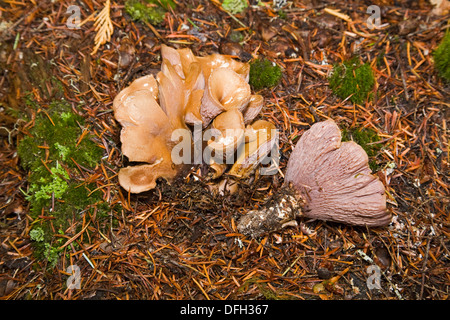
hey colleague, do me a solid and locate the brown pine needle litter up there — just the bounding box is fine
[0,0,449,302]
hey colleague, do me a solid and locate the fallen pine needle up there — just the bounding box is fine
[323,8,352,22]
[192,278,210,300]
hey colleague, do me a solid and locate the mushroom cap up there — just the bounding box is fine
[113,74,159,106]
[114,45,262,193]
[209,161,228,179]
[177,47,198,77]
[285,120,390,226]
[113,70,191,193]
[160,45,253,128]
[184,62,205,92]
[113,75,171,163]
[196,53,250,82]
[200,68,251,127]
[160,44,249,89]
[229,120,277,178]
[184,89,204,126]
[208,177,239,196]
[207,108,245,159]
[118,160,178,194]
[242,95,264,124]
[160,44,185,79]
[157,59,189,130]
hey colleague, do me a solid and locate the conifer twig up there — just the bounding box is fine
[91,0,114,55]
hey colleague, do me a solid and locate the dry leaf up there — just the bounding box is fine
[91,0,114,55]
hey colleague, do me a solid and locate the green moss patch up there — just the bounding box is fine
[18,101,101,172]
[341,127,383,172]
[249,58,283,90]
[328,57,375,104]
[433,31,450,82]
[125,0,175,25]
[18,96,105,268]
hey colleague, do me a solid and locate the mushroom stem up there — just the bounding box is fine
[237,186,304,238]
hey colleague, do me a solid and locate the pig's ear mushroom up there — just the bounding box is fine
[118,160,178,194]
[113,75,170,164]
[160,44,185,79]
[206,108,245,159]
[285,120,389,226]
[197,53,250,82]
[237,120,390,238]
[200,68,251,127]
[113,74,186,193]
[229,120,277,179]
[242,95,264,124]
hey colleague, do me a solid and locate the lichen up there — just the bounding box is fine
[29,227,45,242]
[433,31,450,82]
[328,57,375,105]
[249,58,283,90]
[222,0,248,14]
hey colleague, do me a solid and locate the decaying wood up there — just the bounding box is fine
[237,186,304,238]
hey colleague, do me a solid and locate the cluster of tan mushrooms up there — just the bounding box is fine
[113,45,277,194]
[113,45,391,236]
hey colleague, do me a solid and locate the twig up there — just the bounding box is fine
[91,0,114,55]
[419,238,431,300]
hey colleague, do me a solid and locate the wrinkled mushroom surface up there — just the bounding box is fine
[206,108,245,160]
[200,68,251,127]
[113,76,167,163]
[285,120,390,226]
[158,45,268,173]
[242,95,264,124]
[238,120,390,237]
[159,45,255,128]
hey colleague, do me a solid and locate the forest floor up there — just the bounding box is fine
[0,0,449,300]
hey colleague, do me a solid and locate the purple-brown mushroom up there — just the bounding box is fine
[237,120,391,237]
